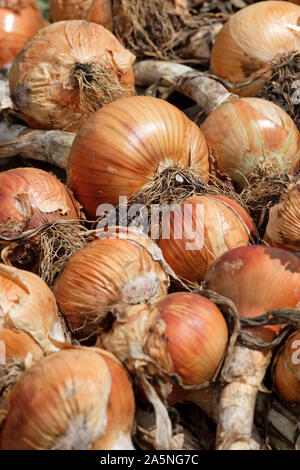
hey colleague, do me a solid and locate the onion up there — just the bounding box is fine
[54,227,170,340]
[0,167,82,239]
[9,20,135,131]
[100,291,228,407]
[200,97,300,189]
[157,194,254,282]
[264,182,300,251]
[67,95,209,218]
[272,329,300,406]
[0,264,69,353]
[50,0,113,31]
[0,0,48,69]
[0,328,43,363]
[0,347,135,450]
[210,1,300,96]
[205,245,300,449]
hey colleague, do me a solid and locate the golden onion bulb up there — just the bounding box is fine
[54,227,169,339]
[158,194,254,282]
[67,95,209,218]
[0,347,135,450]
[201,97,300,188]
[50,0,113,31]
[210,1,300,96]
[9,20,135,131]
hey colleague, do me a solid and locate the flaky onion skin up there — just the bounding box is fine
[205,245,300,343]
[67,95,209,218]
[101,292,228,390]
[0,167,82,239]
[9,20,135,131]
[0,328,43,363]
[158,194,253,282]
[54,228,169,339]
[50,0,113,31]
[264,183,300,251]
[201,98,300,188]
[0,0,48,69]
[0,348,113,450]
[0,264,68,353]
[210,1,300,96]
[273,329,300,405]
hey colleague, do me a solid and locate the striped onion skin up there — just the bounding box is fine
[157,194,254,282]
[210,1,300,96]
[201,97,300,188]
[50,0,113,31]
[264,184,300,251]
[67,96,209,218]
[0,328,43,363]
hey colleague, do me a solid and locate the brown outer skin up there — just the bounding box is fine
[0,348,112,450]
[0,167,82,238]
[68,95,209,218]
[8,20,135,131]
[0,327,43,363]
[50,0,113,31]
[158,194,253,282]
[54,230,169,338]
[210,1,300,96]
[0,264,65,353]
[200,98,300,188]
[0,1,48,69]
[90,350,135,450]
[205,245,300,343]
[263,184,300,252]
[273,329,300,404]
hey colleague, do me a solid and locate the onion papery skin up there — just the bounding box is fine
[90,348,135,450]
[273,329,300,404]
[0,264,68,353]
[158,194,254,282]
[205,245,300,343]
[210,1,300,96]
[157,292,228,386]
[0,348,114,450]
[50,0,113,31]
[0,0,48,69]
[200,97,300,188]
[264,183,300,251]
[9,20,135,132]
[0,328,43,363]
[67,95,209,218]
[0,167,82,239]
[54,227,170,339]
[101,292,228,394]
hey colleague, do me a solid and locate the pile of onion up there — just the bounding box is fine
[0,347,136,450]
[157,194,255,282]
[210,1,300,97]
[67,95,209,218]
[0,0,48,69]
[50,0,113,31]
[54,227,170,340]
[8,20,136,131]
[205,245,300,449]
[0,264,69,353]
[200,97,300,190]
